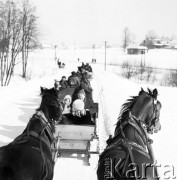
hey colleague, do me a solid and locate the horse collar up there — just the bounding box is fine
[35,110,54,141]
[129,111,150,144]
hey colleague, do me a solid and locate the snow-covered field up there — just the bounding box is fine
[0,48,177,179]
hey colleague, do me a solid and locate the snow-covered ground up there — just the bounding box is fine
[0,48,177,179]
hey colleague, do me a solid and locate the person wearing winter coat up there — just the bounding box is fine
[71,98,94,125]
[80,73,96,115]
[59,76,68,89]
[68,71,80,87]
[72,99,86,117]
[80,73,93,94]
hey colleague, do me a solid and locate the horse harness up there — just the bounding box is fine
[6,111,54,153]
[28,111,54,151]
[99,108,157,177]
[28,111,55,180]
[112,97,159,157]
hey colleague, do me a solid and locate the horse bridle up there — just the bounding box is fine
[143,98,160,133]
[29,111,55,150]
[37,111,54,140]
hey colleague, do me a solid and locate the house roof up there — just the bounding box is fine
[127,44,148,50]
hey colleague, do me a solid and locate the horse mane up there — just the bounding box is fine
[107,96,138,145]
[116,88,155,125]
[116,96,138,125]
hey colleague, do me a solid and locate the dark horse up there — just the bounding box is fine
[97,88,162,180]
[0,87,63,180]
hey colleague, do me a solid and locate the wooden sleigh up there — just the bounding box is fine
[52,123,99,165]
[52,86,99,165]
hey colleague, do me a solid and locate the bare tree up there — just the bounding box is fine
[0,1,22,86]
[0,0,39,86]
[20,0,39,78]
[144,30,158,49]
[122,27,131,52]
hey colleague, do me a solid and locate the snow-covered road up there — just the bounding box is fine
[0,63,177,179]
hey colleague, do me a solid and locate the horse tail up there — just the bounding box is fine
[0,166,17,180]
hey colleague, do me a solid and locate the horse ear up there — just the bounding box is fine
[139,87,144,95]
[40,86,47,96]
[153,88,158,99]
[147,88,153,96]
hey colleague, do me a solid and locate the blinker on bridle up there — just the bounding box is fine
[129,97,159,133]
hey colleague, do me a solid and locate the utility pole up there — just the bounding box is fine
[105,41,107,70]
[74,41,76,60]
[54,45,57,61]
[93,44,95,59]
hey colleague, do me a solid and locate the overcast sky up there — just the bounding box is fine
[31,0,177,46]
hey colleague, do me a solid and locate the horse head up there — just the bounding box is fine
[98,88,162,180]
[115,88,162,137]
[132,88,162,134]
[39,87,63,124]
[0,87,63,180]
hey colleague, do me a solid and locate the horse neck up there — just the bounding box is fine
[130,97,153,125]
[116,116,146,146]
[39,101,62,123]
[113,110,149,149]
[38,104,51,122]
[28,116,53,149]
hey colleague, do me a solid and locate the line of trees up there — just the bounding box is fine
[0,0,39,86]
[122,27,136,52]
[122,27,177,51]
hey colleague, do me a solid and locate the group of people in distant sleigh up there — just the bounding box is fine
[54,62,93,89]
[57,59,65,68]
[54,63,96,125]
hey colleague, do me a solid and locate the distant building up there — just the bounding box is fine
[170,40,177,49]
[141,38,173,49]
[152,39,164,48]
[127,45,148,55]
